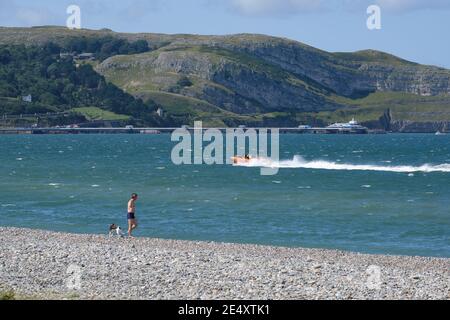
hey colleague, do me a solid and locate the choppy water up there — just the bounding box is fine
[1,134,449,257]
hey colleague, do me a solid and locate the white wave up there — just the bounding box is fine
[234,155,450,173]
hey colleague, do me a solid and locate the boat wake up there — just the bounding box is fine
[234,156,450,173]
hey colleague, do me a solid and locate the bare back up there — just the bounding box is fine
[128,199,136,213]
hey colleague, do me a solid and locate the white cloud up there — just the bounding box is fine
[375,0,450,12]
[230,0,323,16]
[228,0,450,16]
[0,0,59,27]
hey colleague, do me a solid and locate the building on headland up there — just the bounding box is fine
[76,53,95,61]
[59,52,96,61]
[59,52,73,59]
[22,94,32,103]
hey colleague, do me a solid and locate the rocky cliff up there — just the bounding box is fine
[96,34,450,113]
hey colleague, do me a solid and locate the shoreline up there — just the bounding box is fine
[0,129,444,135]
[2,225,448,260]
[1,227,448,300]
[0,128,446,135]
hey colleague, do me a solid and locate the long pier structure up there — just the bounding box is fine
[0,126,372,135]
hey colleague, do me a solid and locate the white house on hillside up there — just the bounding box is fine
[22,94,32,103]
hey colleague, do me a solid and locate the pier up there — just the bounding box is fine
[0,126,372,135]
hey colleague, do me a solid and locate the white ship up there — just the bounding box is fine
[327,118,367,130]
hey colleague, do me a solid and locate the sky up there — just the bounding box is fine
[1,0,450,68]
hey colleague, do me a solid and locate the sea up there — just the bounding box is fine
[1,133,449,257]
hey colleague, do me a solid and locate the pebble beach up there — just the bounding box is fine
[0,227,448,300]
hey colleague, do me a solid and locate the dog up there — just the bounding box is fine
[109,224,125,238]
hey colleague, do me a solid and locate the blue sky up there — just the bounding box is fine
[1,0,450,68]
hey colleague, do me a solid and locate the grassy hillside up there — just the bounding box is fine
[71,107,130,121]
[330,92,450,122]
[1,26,450,129]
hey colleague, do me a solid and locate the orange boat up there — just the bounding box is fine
[231,156,252,164]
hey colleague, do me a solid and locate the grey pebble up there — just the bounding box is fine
[0,227,449,300]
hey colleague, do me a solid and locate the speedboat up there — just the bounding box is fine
[231,156,252,164]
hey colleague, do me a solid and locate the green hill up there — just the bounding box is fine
[1,26,450,131]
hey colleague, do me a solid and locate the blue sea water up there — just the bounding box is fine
[0,134,449,257]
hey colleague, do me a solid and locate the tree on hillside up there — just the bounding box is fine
[177,76,193,87]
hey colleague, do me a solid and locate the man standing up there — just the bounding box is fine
[127,193,138,237]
